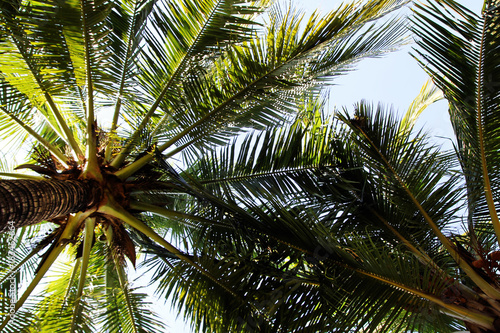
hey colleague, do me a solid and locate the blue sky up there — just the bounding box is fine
[143,1,484,332]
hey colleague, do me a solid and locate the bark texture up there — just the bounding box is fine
[0,179,100,231]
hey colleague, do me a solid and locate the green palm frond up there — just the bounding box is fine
[104,0,157,158]
[338,101,500,302]
[110,0,266,167]
[0,307,37,333]
[113,0,409,178]
[140,189,471,332]
[134,98,492,332]
[99,286,166,333]
[9,229,164,333]
[400,79,444,133]
[413,0,500,245]
[157,4,407,152]
[26,259,95,333]
[151,98,500,331]
[183,97,332,194]
[0,0,88,158]
[58,0,118,103]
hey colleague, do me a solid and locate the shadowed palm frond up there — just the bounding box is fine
[413,0,500,246]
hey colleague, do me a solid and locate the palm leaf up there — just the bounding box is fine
[413,0,500,245]
[114,0,409,179]
[110,0,265,168]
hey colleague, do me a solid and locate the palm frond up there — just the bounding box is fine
[338,101,500,301]
[413,0,500,245]
[115,0,409,179]
[400,79,444,134]
[98,284,166,333]
[110,0,265,168]
[0,0,92,157]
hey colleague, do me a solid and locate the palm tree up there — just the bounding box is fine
[0,0,408,331]
[133,0,500,332]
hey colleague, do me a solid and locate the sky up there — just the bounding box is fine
[134,0,484,332]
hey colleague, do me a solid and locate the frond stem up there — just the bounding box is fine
[81,0,100,180]
[351,266,495,330]
[3,12,84,160]
[0,107,68,167]
[0,172,44,180]
[129,200,232,229]
[70,217,95,333]
[198,165,337,185]
[368,207,449,276]
[45,93,84,160]
[62,258,81,310]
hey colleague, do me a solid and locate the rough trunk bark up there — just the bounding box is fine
[0,179,100,232]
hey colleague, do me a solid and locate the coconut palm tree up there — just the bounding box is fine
[134,0,500,332]
[0,0,408,331]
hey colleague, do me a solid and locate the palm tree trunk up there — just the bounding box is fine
[0,179,100,231]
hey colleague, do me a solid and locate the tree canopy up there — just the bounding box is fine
[1,0,499,332]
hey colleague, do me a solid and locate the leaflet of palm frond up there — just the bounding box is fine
[97,286,167,332]
[141,0,262,89]
[334,102,500,306]
[469,219,500,257]
[174,15,400,150]
[143,154,261,237]
[184,112,371,247]
[307,234,462,331]
[60,0,114,89]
